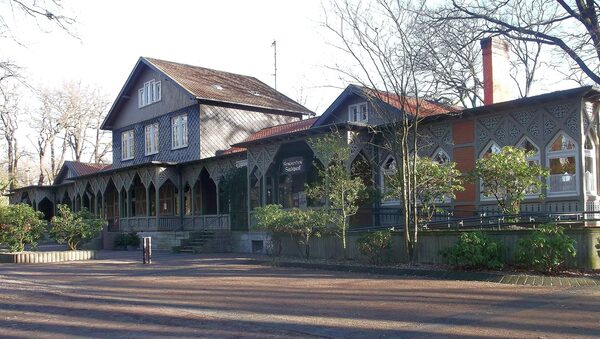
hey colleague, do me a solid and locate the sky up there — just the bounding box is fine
[1,0,585,168]
[5,0,345,114]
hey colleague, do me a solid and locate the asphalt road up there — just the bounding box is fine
[0,251,598,338]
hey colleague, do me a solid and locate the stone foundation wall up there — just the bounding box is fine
[231,231,272,254]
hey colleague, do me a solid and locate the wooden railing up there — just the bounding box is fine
[110,214,230,232]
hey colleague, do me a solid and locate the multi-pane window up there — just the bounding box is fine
[171,114,188,149]
[381,156,398,204]
[516,137,541,196]
[144,123,159,155]
[584,135,596,195]
[479,141,501,200]
[348,103,368,123]
[138,79,161,107]
[121,130,134,161]
[433,148,450,164]
[547,132,577,195]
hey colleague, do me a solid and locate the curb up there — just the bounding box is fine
[251,259,600,287]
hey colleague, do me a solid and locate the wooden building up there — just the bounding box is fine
[9,39,600,251]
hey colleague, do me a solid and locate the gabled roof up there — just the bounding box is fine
[53,161,111,185]
[101,57,313,129]
[313,84,460,127]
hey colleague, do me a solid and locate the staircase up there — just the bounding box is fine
[173,230,230,253]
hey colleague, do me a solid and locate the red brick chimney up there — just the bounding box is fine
[481,37,512,105]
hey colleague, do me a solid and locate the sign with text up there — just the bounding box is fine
[282,156,304,174]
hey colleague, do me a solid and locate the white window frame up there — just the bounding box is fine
[432,148,450,164]
[138,79,162,108]
[432,148,452,203]
[479,141,502,201]
[516,136,541,198]
[171,114,188,150]
[348,102,368,123]
[121,129,134,161]
[380,155,399,205]
[584,134,597,196]
[546,131,578,197]
[145,123,159,156]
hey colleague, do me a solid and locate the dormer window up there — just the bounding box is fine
[138,79,161,108]
[349,102,368,123]
[121,130,134,161]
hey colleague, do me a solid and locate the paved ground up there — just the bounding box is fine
[0,251,599,338]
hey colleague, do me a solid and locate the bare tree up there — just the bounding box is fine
[0,86,22,189]
[41,82,110,164]
[89,103,112,164]
[416,13,485,107]
[449,0,600,86]
[0,0,76,88]
[54,82,108,162]
[324,0,447,262]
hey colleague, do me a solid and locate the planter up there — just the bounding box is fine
[0,250,98,264]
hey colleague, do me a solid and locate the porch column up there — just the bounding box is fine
[247,170,252,227]
[190,182,196,215]
[216,181,221,215]
[155,184,160,218]
[126,189,131,218]
[117,191,122,218]
[178,171,184,230]
[145,186,151,217]
[261,173,266,207]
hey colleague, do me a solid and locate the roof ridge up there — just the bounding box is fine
[259,116,319,130]
[144,57,259,82]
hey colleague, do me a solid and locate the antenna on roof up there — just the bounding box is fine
[271,40,277,90]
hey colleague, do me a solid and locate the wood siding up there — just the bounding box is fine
[111,65,196,130]
[200,104,297,158]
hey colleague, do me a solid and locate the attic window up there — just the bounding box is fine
[349,102,368,123]
[249,90,261,96]
[212,84,223,90]
[138,79,161,108]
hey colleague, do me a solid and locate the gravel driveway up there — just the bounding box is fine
[0,251,598,338]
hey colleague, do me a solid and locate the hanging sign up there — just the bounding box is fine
[282,156,304,174]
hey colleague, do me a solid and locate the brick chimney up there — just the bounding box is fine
[481,37,512,105]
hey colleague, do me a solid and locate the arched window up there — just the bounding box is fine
[516,137,541,197]
[381,156,397,204]
[546,132,577,195]
[433,148,450,164]
[584,134,597,195]
[479,141,501,200]
[481,141,501,158]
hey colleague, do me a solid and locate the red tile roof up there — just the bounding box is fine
[243,117,319,143]
[68,161,111,177]
[145,58,313,115]
[365,88,461,117]
[220,146,246,155]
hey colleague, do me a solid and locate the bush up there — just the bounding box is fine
[127,232,140,249]
[0,204,46,252]
[357,230,393,265]
[50,205,104,250]
[515,224,576,274]
[442,232,503,270]
[114,233,129,250]
[113,231,140,250]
